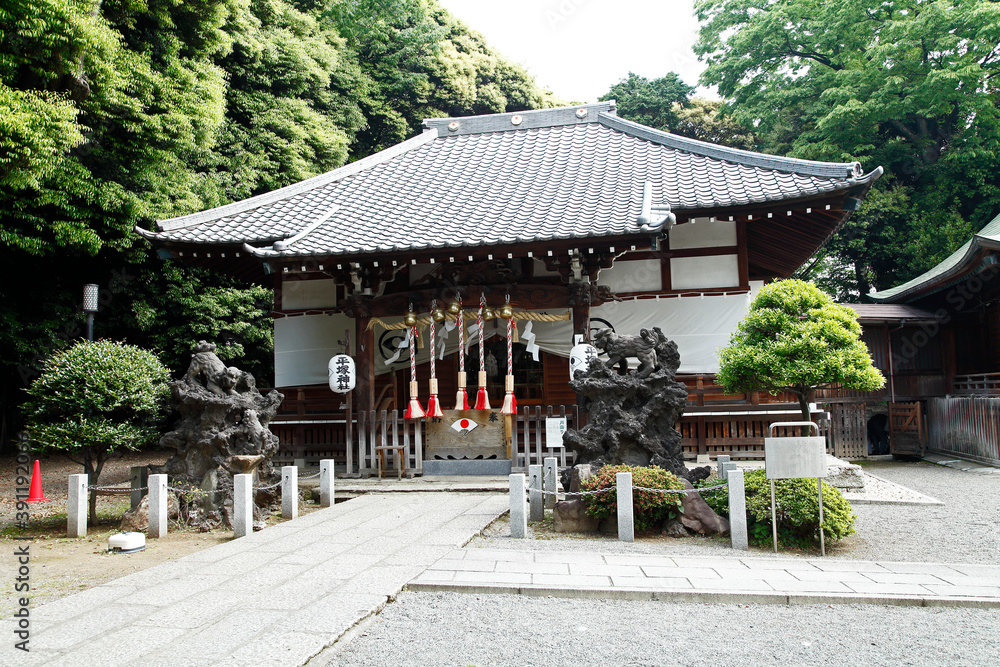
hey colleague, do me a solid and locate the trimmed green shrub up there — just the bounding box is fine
[581,465,685,533]
[24,340,171,521]
[700,468,856,548]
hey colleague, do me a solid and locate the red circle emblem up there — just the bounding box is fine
[459,419,470,428]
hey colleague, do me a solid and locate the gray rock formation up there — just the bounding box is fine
[153,341,284,530]
[563,327,689,478]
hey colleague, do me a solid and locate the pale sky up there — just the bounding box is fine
[437,0,706,103]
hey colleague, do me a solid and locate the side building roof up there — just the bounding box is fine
[138,102,881,273]
[870,212,1000,303]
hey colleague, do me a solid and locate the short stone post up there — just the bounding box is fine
[728,468,748,550]
[281,466,298,520]
[148,474,168,538]
[543,457,558,509]
[616,471,634,542]
[233,474,252,538]
[720,461,738,482]
[67,474,88,538]
[509,474,527,538]
[717,455,731,480]
[528,464,544,522]
[319,459,335,507]
[130,466,149,510]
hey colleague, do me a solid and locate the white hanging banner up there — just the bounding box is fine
[522,320,540,361]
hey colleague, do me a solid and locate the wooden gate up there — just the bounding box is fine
[828,403,867,459]
[889,402,924,457]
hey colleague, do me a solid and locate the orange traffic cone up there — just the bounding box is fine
[26,459,50,502]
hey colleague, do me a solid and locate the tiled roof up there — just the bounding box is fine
[870,212,1000,302]
[844,303,942,322]
[138,102,880,259]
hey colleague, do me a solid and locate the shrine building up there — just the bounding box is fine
[139,101,883,473]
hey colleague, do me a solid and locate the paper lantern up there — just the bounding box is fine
[328,355,356,393]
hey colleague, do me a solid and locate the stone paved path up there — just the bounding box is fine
[4,492,507,667]
[411,548,1000,607]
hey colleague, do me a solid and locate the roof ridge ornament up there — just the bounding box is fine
[637,181,676,233]
[271,204,341,252]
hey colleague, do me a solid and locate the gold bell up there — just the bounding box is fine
[404,310,418,327]
[432,308,446,322]
[447,301,461,315]
[483,307,495,321]
[498,303,514,320]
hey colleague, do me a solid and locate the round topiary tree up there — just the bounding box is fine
[717,279,885,429]
[24,340,170,522]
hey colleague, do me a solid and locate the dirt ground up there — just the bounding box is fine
[1,449,318,617]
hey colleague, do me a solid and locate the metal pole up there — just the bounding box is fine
[818,478,826,557]
[770,478,778,553]
[86,312,94,342]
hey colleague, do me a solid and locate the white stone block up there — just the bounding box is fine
[320,459,334,507]
[543,457,557,509]
[728,468,748,550]
[616,472,633,543]
[509,474,527,538]
[282,466,298,520]
[528,465,543,522]
[148,474,168,538]
[67,474,88,538]
[234,474,252,538]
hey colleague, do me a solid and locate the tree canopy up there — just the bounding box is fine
[0,0,555,449]
[600,72,758,150]
[717,280,885,424]
[695,0,1000,299]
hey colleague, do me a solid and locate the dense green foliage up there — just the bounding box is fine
[24,340,170,519]
[600,73,758,150]
[695,0,1000,299]
[581,464,686,533]
[0,0,553,448]
[703,468,856,548]
[717,280,885,422]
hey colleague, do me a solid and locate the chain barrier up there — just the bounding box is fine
[254,480,282,491]
[167,486,225,498]
[298,471,322,480]
[533,482,729,497]
[88,484,146,493]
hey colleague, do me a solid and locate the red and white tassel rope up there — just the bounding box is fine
[426,301,443,417]
[474,295,490,410]
[404,323,425,419]
[455,297,470,410]
[501,314,517,415]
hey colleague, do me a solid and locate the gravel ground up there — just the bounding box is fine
[329,592,1000,667]
[327,461,1000,666]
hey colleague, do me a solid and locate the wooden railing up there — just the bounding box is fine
[953,373,1000,395]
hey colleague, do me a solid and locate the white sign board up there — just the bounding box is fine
[764,437,827,479]
[545,418,567,448]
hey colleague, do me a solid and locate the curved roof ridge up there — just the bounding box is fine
[597,113,865,180]
[870,211,1000,302]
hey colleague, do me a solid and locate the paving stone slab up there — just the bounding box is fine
[213,629,330,667]
[640,565,722,579]
[33,603,160,651]
[453,570,532,585]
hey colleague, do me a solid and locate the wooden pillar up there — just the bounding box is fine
[348,296,375,414]
[569,282,592,342]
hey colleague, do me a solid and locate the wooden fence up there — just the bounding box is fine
[928,396,1000,466]
[276,405,584,476]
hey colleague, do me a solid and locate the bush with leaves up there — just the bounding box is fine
[581,465,685,533]
[24,340,170,522]
[702,468,855,548]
